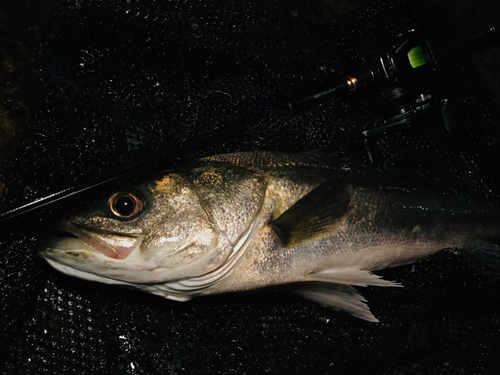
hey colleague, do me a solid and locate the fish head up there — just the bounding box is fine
[40,163,268,290]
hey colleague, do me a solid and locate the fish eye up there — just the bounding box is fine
[108,191,145,219]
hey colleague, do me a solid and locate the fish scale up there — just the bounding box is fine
[40,151,500,322]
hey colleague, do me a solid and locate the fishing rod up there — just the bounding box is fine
[0,123,254,223]
[0,25,497,223]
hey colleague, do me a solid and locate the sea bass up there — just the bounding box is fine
[40,151,500,322]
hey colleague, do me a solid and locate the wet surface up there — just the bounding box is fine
[1,0,500,374]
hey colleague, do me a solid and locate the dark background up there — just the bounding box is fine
[1,0,500,373]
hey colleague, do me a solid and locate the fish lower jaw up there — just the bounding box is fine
[41,247,168,284]
[43,257,134,287]
[42,257,199,302]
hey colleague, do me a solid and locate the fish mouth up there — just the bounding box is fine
[50,221,141,260]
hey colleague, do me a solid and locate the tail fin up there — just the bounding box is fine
[470,241,500,271]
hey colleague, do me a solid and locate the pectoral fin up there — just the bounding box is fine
[269,177,351,247]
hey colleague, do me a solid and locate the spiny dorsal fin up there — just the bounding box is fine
[269,177,351,248]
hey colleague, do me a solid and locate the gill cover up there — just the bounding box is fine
[181,162,269,245]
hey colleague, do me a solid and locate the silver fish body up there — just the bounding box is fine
[40,152,500,321]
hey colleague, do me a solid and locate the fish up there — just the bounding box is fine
[40,151,500,322]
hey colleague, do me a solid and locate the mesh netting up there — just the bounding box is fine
[2,0,500,373]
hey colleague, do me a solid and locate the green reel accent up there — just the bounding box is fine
[408,46,428,68]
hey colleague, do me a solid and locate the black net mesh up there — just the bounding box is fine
[2,0,500,373]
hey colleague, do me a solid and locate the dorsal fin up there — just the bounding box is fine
[202,151,336,171]
[269,177,351,248]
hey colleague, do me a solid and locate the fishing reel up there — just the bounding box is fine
[280,25,498,164]
[362,89,456,165]
[360,29,459,165]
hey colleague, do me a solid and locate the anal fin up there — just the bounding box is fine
[295,268,402,322]
[303,268,402,287]
[294,282,379,322]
